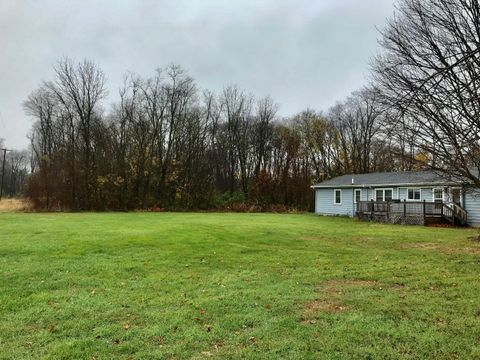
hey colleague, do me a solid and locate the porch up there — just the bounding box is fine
[356,200,468,226]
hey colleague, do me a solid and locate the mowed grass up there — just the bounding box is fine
[0,213,480,359]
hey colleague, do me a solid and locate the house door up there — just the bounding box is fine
[451,188,461,206]
[448,188,462,206]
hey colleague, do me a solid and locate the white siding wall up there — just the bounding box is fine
[464,188,480,227]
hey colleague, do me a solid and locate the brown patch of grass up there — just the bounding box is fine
[302,300,348,321]
[468,235,480,242]
[403,242,480,255]
[323,279,378,288]
[0,198,32,212]
[392,282,406,290]
[299,236,324,241]
[300,236,372,243]
[302,279,378,323]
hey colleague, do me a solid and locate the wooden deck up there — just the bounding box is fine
[356,200,467,226]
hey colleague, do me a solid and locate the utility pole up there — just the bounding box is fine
[0,148,12,200]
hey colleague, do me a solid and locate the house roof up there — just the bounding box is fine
[312,170,462,188]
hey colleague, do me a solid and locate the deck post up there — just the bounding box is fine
[423,200,426,221]
[403,199,406,217]
[441,201,443,218]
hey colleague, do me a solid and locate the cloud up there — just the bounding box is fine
[0,0,394,148]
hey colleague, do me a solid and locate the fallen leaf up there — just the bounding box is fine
[48,324,56,333]
[113,339,120,345]
[264,304,271,310]
[200,309,207,314]
[205,325,212,332]
[124,323,130,331]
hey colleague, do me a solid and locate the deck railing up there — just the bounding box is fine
[356,200,467,225]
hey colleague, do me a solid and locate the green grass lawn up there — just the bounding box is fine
[0,212,479,359]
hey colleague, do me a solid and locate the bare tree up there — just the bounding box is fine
[24,87,57,208]
[328,87,385,173]
[46,58,107,208]
[294,110,341,181]
[220,85,254,196]
[253,96,277,176]
[373,0,480,184]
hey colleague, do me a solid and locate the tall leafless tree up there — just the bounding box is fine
[373,0,480,185]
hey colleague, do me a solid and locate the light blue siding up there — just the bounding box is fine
[421,188,433,201]
[315,183,480,227]
[315,188,355,216]
[464,188,480,227]
[316,186,457,218]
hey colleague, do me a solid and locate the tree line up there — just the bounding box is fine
[22,60,415,210]
[12,0,480,210]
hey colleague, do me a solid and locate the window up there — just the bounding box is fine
[354,189,362,203]
[433,188,443,203]
[375,188,393,202]
[385,189,393,201]
[334,189,342,205]
[408,188,421,201]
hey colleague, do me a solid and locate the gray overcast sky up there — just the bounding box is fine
[0,0,395,149]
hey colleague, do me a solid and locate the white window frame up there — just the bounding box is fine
[354,189,362,204]
[334,189,342,205]
[375,188,394,202]
[432,188,444,202]
[407,188,422,201]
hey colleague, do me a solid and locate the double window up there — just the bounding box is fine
[334,189,342,205]
[407,188,421,201]
[375,188,393,202]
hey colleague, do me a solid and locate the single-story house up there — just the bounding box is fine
[312,170,480,227]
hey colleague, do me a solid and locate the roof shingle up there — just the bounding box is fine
[312,170,459,188]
